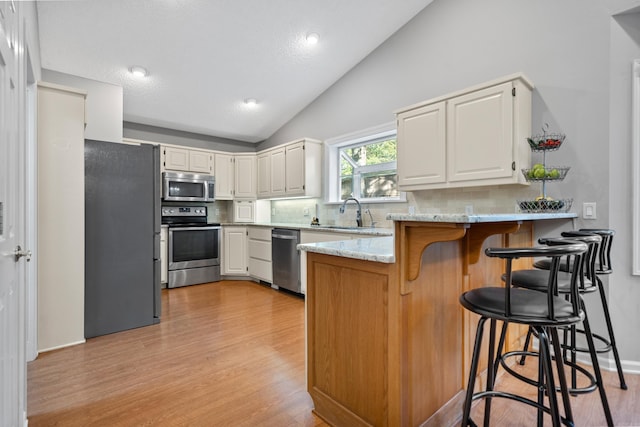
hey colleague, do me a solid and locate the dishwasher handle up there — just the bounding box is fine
[272,233,299,240]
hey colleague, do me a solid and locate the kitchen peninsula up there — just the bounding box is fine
[299,212,576,427]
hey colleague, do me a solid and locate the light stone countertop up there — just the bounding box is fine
[224,222,394,236]
[298,212,577,263]
[298,236,395,264]
[386,212,577,223]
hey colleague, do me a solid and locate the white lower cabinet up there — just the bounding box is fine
[247,227,273,283]
[222,226,248,276]
[160,226,168,285]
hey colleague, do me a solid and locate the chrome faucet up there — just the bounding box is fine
[339,197,362,227]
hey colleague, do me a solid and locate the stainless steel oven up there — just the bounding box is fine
[162,206,221,288]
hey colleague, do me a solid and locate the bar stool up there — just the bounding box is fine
[459,240,588,427]
[508,232,613,426]
[532,229,626,390]
[578,229,626,390]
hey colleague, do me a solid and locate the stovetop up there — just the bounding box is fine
[161,205,219,226]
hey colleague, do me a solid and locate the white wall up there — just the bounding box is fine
[41,69,123,143]
[262,0,640,366]
[608,8,640,369]
[263,0,611,224]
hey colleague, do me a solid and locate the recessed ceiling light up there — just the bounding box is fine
[306,33,319,45]
[129,66,148,78]
[244,98,258,107]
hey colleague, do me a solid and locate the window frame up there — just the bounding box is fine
[325,122,405,204]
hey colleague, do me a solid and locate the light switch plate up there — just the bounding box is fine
[583,202,597,219]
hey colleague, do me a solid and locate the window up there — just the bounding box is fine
[326,123,404,203]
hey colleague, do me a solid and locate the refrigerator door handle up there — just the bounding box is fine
[153,232,160,260]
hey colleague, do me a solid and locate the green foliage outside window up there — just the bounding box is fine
[339,138,398,200]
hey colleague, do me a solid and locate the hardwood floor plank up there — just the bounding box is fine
[28,281,324,426]
[28,280,639,426]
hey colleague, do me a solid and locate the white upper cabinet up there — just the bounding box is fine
[163,145,213,174]
[396,73,533,191]
[163,146,189,171]
[269,147,287,197]
[234,154,257,199]
[257,138,322,199]
[189,150,213,174]
[447,82,513,183]
[397,101,446,188]
[214,153,235,200]
[233,200,256,223]
[285,141,306,196]
[257,152,271,198]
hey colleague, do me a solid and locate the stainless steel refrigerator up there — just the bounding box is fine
[85,139,161,338]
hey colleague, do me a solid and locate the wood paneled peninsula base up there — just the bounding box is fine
[299,213,576,427]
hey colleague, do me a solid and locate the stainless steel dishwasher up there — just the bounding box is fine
[271,228,301,294]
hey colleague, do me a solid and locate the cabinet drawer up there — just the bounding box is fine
[249,239,272,261]
[249,258,272,282]
[248,227,272,241]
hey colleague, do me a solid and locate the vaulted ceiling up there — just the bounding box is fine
[37,0,432,143]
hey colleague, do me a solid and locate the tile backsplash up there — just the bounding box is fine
[269,185,543,229]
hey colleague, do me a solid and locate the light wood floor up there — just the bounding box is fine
[28,281,327,427]
[28,280,639,426]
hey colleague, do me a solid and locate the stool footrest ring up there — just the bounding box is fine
[500,351,598,395]
[469,389,575,426]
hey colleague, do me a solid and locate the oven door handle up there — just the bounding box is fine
[169,226,221,232]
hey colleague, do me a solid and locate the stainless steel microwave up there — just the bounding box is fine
[162,171,215,202]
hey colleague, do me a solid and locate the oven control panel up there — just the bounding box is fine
[161,206,207,217]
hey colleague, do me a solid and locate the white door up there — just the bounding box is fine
[270,148,286,196]
[256,152,271,198]
[1,1,28,425]
[223,227,248,275]
[447,82,513,182]
[397,101,447,188]
[234,155,257,198]
[285,141,305,195]
[214,153,234,200]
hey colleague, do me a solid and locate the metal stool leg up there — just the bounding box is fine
[596,276,627,390]
[483,319,498,427]
[549,326,575,425]
[519,327,533,365]
[537,327,562,427]
[461,317,487,427]
[581,299,614,426]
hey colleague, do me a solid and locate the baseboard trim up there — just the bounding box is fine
[37,338,86,355]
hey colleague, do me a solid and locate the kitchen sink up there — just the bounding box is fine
[320,225,365,230]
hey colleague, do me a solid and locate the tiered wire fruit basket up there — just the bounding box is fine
[518,127,573,213]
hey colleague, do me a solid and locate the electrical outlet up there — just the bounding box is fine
[408,205,415,215]
[303,207,310,216]
[215,208,220,216]
[465,205,474,215]
[272,207,276,216]
[583,202,597,219]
